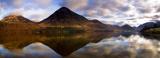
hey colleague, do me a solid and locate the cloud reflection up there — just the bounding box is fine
[68,35,160,58]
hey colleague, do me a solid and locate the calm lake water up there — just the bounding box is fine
[0,33,160,58]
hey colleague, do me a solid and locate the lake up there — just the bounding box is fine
[0,32,159,58]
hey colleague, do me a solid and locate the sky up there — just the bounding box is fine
[1,0,160,27]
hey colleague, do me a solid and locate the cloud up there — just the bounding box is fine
[20,0,160,27]
[2,0,160,26]
[0,2,7,19]
[60,0,160,17]
[10,7,54,22]
[61,0,88,10]
[60,0,129,17]
[12,0,24,7]
[58,0,160,26]
[22,9,52,22]
[9,0,54,8]
[0,0,57,21]
[0,3,3,9]
[0,2,7,9]
[34,0,53,6]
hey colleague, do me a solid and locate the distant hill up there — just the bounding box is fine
[0,15,39,35]
[138,21,160,32]
[2,15,34,24]
[121,24,134,30]
[119,24,136,37]
[137,21,160,35]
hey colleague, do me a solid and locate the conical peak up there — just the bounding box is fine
[41,7,88,23]
[58,7,71,11]
[53,7,75,16]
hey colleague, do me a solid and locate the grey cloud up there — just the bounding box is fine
[60,0,160,18]
[156,7,160,12]
[0,2,7,9]
[0,3,4,10]
[61,0,88,10]
[7,0,53,8]
[12,0,24,7]
[138,8,152,13]
[60,0,129,17]
[119,6,130,12]
[85,0,129,17]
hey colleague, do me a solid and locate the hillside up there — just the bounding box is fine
[138,21,160,38]
[39,7,116,32]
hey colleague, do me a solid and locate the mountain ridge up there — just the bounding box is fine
[0,7,121,32]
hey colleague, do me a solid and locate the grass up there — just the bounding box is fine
[142,28,160,34]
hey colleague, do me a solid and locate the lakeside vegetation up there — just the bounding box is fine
[34,27,85,36]
[142,28,160,34]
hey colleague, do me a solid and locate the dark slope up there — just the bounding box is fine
[40,7,88,25]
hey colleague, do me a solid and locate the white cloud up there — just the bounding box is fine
[22,9,52,22]
[0,2,7,20]
[2,0,160,26]
[10,7,53,22]
[0,0,57,21]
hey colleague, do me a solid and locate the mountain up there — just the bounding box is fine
[0,7,124,57]
[40,7,87,25]
[40,7,114,31]
[0,15,39,35]
[137,21,160,35]
[2,15,34,24]
[138,21,160,40]
[0,7,120,34]
[121,24,135,30]
[119,24,135,37]
[137,22,155,31]
[137,21,160,32]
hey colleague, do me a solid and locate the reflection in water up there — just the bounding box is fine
[0,30,160,58]
[41,34,91,56]
[141,33,160,40]
[0,43,61,58]
[67,35,160,58]
[0,32,110,58]
[23,43,61,58]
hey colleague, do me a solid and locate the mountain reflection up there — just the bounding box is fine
[0,43,62,58]
[0,32,111,58]
[141,33,160,40]
[1,28,159,58]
